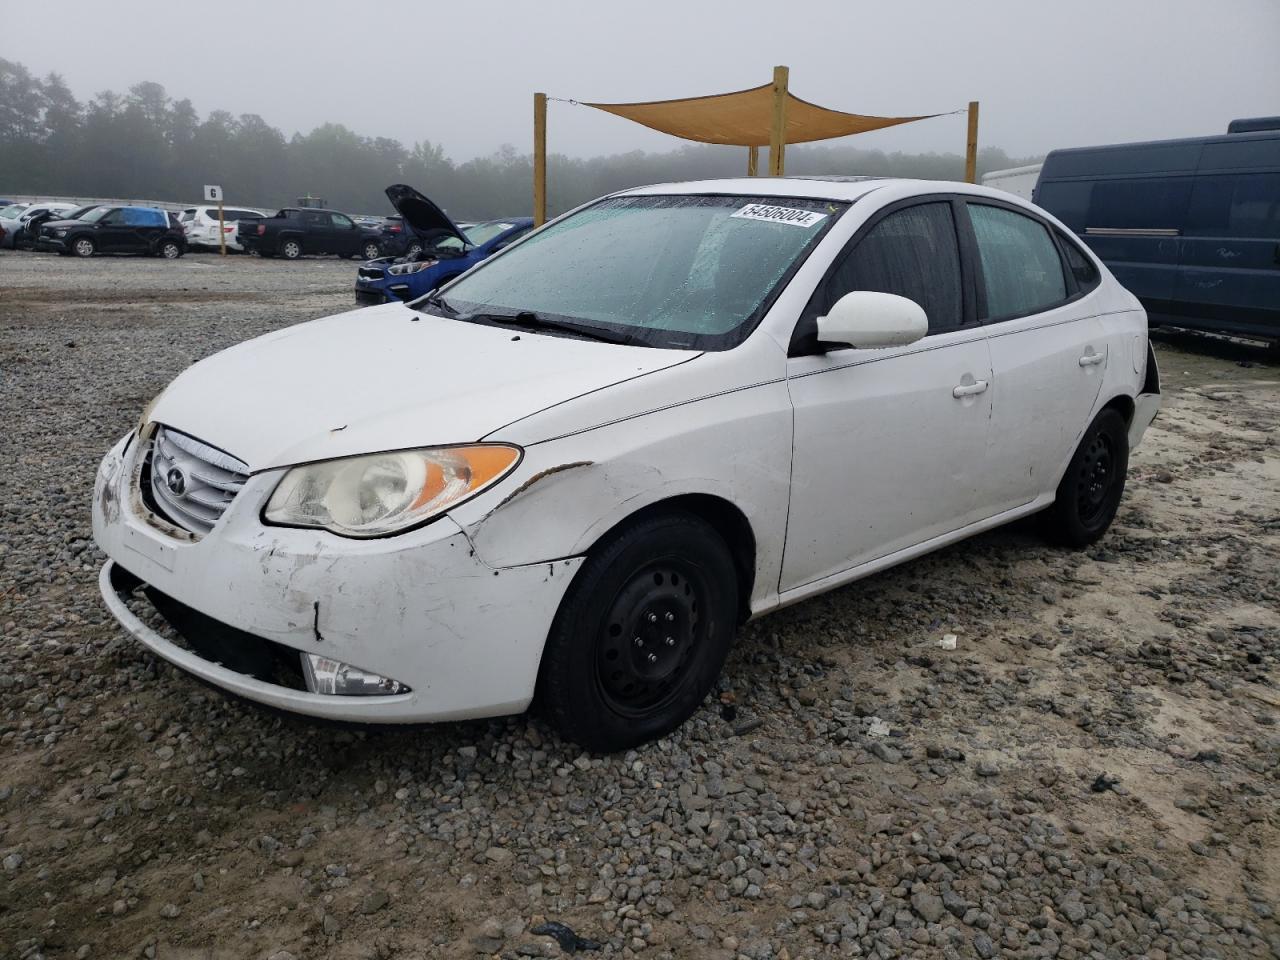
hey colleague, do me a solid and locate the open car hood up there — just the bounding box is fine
[385,184,468,246]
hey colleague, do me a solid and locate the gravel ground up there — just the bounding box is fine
[0,250,1277,960]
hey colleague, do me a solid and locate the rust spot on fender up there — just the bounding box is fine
[488,461,594,515]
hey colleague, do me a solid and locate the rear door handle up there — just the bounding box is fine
[952,380,989,398]
[1079,351,1105,367]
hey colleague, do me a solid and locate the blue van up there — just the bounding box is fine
[1035,118,1280,342]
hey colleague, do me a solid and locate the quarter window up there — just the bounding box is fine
[969,204,1068,319]
[1056,230,1099,288]
[809,202,964,338]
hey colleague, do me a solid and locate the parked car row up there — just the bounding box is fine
[0,203,190,258]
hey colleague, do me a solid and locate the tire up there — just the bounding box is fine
[1045,408,1129,547]
[159,240,183,260]
[539,511,739,752]
[361,241,382,261]
[406,242,423,259]
[72,236,95,258]
[279,238,302,260]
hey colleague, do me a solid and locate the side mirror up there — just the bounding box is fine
[816,290,928,350]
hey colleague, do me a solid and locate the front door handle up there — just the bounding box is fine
[1079,351,1105,367]
[952,379,989,398]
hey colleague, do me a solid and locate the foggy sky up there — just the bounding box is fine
[5,0,1277,161]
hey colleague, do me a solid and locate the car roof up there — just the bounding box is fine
[614,176,1017,204]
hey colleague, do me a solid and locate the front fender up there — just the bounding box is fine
[449,381,794,614]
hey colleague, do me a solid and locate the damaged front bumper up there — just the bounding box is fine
[92,433,583,723]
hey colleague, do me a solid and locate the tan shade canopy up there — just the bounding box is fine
[583,83,938,147]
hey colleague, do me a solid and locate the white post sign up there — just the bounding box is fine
[204,185,226,255]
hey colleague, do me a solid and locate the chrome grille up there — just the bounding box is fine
[145,426,249,537]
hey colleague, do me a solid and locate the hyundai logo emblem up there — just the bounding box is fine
[165,466,188,497]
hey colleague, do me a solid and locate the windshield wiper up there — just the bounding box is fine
[471,310,643,346]
[420,292,457,316]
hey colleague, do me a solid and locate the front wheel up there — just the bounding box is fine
[1045,408,1129,547]
[280,238,302,260]
[539,512,739,752]
[72,237,95,258]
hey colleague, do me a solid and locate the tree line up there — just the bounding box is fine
[0,57,1038,220]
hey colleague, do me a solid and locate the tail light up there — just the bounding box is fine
[390,225,402,233]
[256,224,266,235]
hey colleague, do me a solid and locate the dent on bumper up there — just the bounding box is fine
[92,436,584,723]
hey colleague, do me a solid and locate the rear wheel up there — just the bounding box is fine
[1045,408,1129,547]
[539,512,739,752]
[361,241,382,261]
[72,237,95,258]
[406,242,423,259]
[159,240,183,259]
[280,238,302,260]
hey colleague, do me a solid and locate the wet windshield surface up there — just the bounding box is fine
[433,195,845,350]
[462,221,515,246]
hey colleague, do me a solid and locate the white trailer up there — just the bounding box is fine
[980,163,1043,202]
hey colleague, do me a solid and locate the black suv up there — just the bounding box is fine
[36,206,186,258]
[239,208,383,260]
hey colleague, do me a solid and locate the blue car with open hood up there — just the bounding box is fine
[355,184,533,304]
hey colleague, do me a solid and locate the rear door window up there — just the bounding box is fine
[968,204,1068,320]
[807,201,965,338]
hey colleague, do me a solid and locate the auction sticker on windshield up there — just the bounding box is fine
[731,204,828,227]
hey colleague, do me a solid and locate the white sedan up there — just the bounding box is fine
[93,177,1160,751]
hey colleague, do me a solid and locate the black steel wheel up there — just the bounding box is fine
[540,511,739,751]
[1045,408,1129,547]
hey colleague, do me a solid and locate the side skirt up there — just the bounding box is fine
[753,495,1054,618]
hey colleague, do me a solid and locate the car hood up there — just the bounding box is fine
[384,184,467,245]
[41,218,85,229]
[148,301,697,471]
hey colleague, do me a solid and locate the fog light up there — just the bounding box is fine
[301,654,410,696]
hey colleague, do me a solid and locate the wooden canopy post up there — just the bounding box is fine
[533,92,548,226]
[964,100,979,184]
[747,146,759,177]
[768,65,789,176]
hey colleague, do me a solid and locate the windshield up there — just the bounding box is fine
[462,221,515,246]
[0,204,28,219]
[81,207,112,223]
[438,195,844,350]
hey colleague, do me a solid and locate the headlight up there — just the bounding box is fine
[264,444,521,537]
[54,228,68,237]
[387,259,437,276]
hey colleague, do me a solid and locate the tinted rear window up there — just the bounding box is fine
[1185,173,1280,238]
